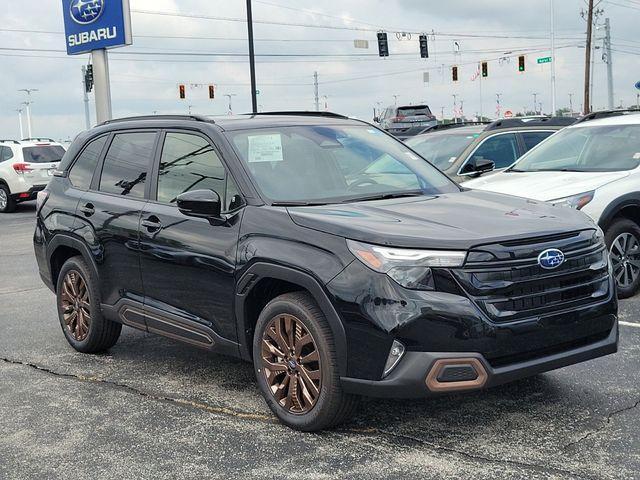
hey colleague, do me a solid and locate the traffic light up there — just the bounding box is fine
[208,85,215,99]
[377,32,389,57]
[179,84,186,99]
[481,61,488,78]
[419,34,429,58]
[84,65,94,93]
[518,55,526,72]
[452,66,459,82]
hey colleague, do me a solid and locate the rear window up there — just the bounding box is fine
[22,146,65,163]
[397,106,432,117]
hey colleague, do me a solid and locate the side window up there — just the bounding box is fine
[0,147,6,162]
[0,146,14,162]
[520,131,554,152]
[469,133,519,169]
[157,133,243,212]
[68,136,107,190]
[99,132,156,198]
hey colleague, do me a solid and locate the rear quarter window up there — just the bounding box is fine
[68,136,108,190]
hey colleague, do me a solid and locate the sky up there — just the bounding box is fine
[1,0,639,141]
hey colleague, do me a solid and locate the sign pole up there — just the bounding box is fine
[92,49,113,123]
[550,0,557,115]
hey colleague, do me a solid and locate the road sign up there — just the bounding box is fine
[504,110,514,118]
[63,0,132,55]
[537,56,552,64]
[635,81,640,91]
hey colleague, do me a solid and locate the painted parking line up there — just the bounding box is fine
[619,321,640,328]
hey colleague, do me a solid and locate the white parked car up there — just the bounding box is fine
[464,113,640,298]
[0,138,66,213]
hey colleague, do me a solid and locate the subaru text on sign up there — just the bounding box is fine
[62,0,133,55]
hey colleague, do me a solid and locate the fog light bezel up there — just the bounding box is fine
[382,340,405,378]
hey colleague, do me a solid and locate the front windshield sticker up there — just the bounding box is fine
[248,134,284,163]
[405,152,418,160]
[634,153,640,160]
[448,157,457,163]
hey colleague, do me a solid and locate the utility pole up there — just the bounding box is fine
[313,71,319,112]
[583,0,595,114]
[532,92,539,114]
[550,0,557,115]
[81,65,91,130]
[603,17,614,110]
[15,109,24,140]
[18,89,38,138]
[246,0,258,114]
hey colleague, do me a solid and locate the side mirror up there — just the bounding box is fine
[177,189,222,219]
[461,158,495,175]
[373,116,380,123]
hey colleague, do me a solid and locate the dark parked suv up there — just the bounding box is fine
[34,112,618,431]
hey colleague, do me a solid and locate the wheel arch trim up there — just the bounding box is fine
[235,262,348,375]
[598,192,640,231]
[47,234,100,290]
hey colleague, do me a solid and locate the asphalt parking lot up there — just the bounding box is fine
[0,202,638,480]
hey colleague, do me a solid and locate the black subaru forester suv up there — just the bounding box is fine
[34,112,618,431]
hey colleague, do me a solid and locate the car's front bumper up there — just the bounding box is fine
[340,320,618,398]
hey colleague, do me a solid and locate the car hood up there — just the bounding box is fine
[462,170,629,201]
[287,190,595,250]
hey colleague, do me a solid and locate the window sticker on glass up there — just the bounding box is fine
[405,152,418,160]
[248,134,284,163]
[633,152,640,160]
[448,157,457,163]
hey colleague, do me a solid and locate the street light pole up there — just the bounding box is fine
[18,88,38,138]
[15,109,24,140]
[246,0,258,114]
[81,65,91,130]
[224,94,237,115]
[532,93,539,115]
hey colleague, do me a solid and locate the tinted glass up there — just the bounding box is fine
[469,133,518,169]
[99,132,156,198]
[22,145,65,163]
[406,133,478,170]
[521,131,554,151]
[398,106,432,117]
[514,125,640,172]
[230,125,458,203]
[157,133,226,204]
[69,136,107,190]
[0,147,8,162]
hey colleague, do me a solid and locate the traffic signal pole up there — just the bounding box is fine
[92,49,113,123]
[246,0,258,114]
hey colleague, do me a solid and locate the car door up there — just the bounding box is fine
[75,130,159,327]
[138,130,245,350]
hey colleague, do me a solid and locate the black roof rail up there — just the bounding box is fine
[484,116,575,131]
[418,121,490,134]
[247,111,349,119]
[99,114,212,126]
[21,137,56,142]
[573,108,640,124]
[0,139,20,144]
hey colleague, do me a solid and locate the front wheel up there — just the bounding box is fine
[253,292,358,431]
[606,218,640,298]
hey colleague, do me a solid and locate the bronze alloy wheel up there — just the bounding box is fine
[60,270,91,342]
[261,314,322,414]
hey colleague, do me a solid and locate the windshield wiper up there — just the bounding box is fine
[341,191,425,203]
[271,201,329,206]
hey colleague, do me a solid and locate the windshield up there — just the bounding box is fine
[406,133,478,170]
[397,106,432,117]
[22,145,65,163]
[512,124,640,172]
[229,125,459,204]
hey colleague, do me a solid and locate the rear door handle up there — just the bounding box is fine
[79,203,94,217]
[141,216,162,231]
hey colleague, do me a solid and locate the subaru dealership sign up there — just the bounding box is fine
[62,0,132,55]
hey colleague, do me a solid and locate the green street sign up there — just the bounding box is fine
[537,56,552,64]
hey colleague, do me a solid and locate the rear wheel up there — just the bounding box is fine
[253,292,359,431]
[56,256,122,353]
[0,184,16,213]
[606,218,640,298]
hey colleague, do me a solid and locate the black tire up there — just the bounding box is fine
[0,184,16,213]
[253,292,359,432]
[56,256,121,353]
[605,218,640,299]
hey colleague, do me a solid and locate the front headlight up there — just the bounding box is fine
[346,239,467,290]
[549,191,595,210]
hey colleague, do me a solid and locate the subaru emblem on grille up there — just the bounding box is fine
[538,248,565,270]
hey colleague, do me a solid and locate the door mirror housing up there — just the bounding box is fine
[373,116,380,123]
[176,189,222,219]
[461,158,495,176]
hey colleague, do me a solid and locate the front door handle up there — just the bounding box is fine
[141,216,162,231]
[79,203,94,217]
